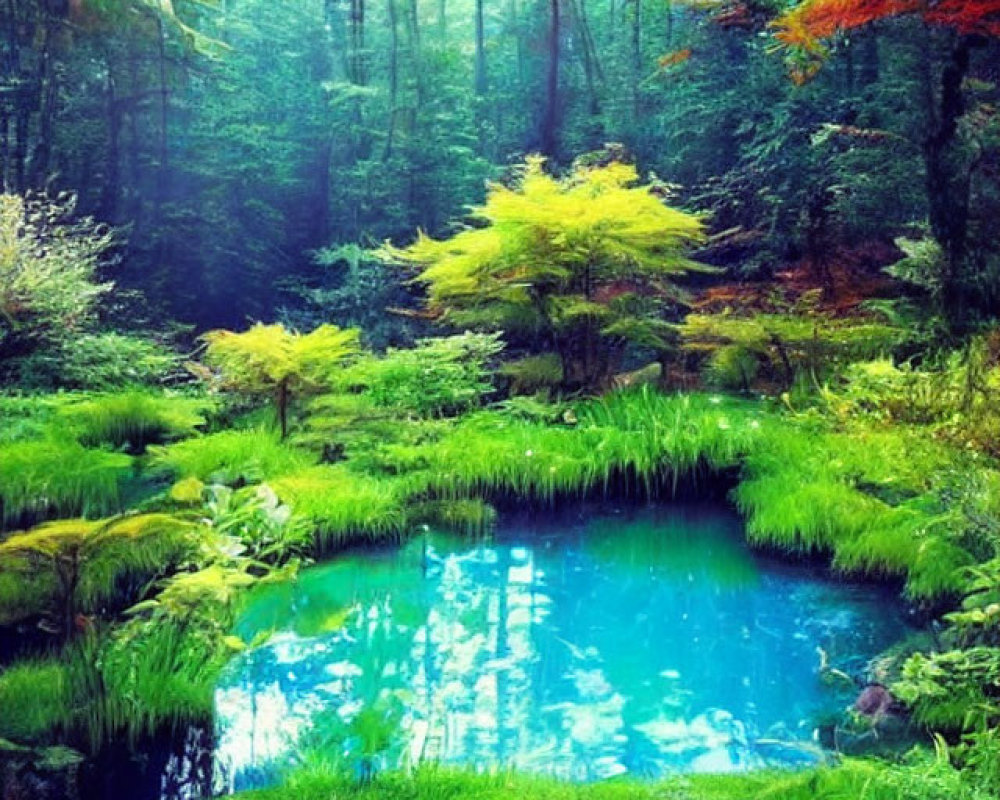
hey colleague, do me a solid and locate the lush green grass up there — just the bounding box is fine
[0,619,228,754]
[734,422,977,600]
[370,389,767,503]
[59,390,209,452]
[0,438,132,525]
[231,756,996,800]
[0,660,70,744]
[150,428,317,485]
[271,465,410,549]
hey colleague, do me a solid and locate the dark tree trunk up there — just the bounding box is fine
[924,34,984,325]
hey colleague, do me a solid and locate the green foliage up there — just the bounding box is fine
[0,438,132,524]
[679,310,907,390]
[202,323,361,438]
[894,648,1000,732]
[151,429,317,485]
[201,483,312,563]
[271,466,409,549]
[0,661,70,744]
[373,389,765,502]
[339,333,503,418]
[734,422,974,600]
[283,244,422,350]
[7,333,179,391]
[0,513,192,636]
[704,345,761,393]
[231,753,996,800]
[498,354,565,395]
[0,393,77,444]
[59,391,208,452]
[831,340,1000,457]
[887,235,947,301]
[386,158,707,390]
[0,193,114,357]
[946,559,1000,646]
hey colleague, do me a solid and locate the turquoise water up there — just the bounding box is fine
[214,503,913,791]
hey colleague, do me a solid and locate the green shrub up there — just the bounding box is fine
[894,647,1000,731]
[8,333,179,391]
[338,332,503,418]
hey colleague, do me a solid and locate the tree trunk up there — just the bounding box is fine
[924,34,983,325]
[541,0,560,157]
[276,378,290,440]
[384,0,399,159]
[475,0,487,96]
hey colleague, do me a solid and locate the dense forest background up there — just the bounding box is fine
[3,0,998,352]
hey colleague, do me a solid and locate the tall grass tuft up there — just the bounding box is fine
[60,391,209,452]
[271,465,409,550]
[734,423,973,600]
[150,428,316,485]
[0,438,132,525]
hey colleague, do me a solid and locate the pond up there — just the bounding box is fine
[213,502,915,792]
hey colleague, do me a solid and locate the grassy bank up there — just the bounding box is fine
[229,757,996,800]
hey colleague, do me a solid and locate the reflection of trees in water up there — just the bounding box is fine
[216,512,909,786]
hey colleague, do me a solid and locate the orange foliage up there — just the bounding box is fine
[692,241,901,316]
[773,0,1000,54]
[658,48,693,68]
[712,3,754,28]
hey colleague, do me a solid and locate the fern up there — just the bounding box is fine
[0,513,193,636]
[201,323,360,438]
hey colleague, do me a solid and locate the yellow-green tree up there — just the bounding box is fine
[0,513,192,639]
[201,323,360,438]
[385,157,707,391]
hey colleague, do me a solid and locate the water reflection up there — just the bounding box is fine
[214,503,912,791]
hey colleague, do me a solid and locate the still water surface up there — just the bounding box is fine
[214,503,912,791]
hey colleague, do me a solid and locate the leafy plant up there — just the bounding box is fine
[7,333,180,391]
[0,193,114,359]
[201,323,360,438]
[0,513,192,638]
[384,158,707,391]
[337,332,503,418]
[894,647,1000,732]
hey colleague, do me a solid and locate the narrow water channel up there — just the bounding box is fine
[213,503,914,791]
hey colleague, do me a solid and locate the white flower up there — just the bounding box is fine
[525,449,534,457]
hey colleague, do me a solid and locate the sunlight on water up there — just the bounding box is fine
[213,503,913,791]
